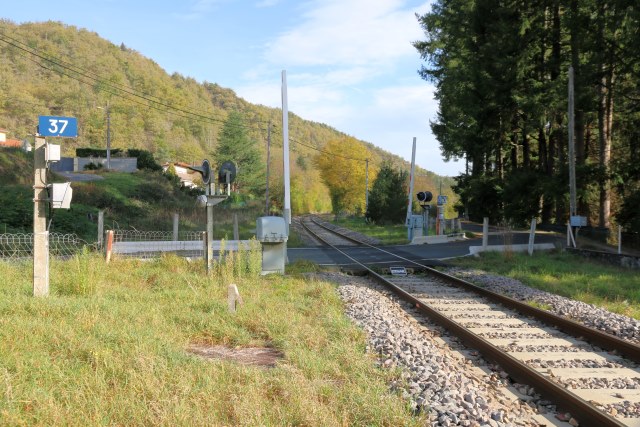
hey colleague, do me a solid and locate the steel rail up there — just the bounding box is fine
[309,216,640,364]
[304,216,364,245]
[302,216,628,427]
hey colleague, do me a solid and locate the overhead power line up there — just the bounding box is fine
[0,31,269,134]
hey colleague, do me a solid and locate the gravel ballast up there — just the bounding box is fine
[325,267,640,425]
[324,273,545,426]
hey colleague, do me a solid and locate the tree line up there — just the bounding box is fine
[415,0,639,232]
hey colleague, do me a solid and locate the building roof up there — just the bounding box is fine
[0,139,22,148]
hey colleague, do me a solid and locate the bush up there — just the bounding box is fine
[83,162,103,171]
[128,149,162,171]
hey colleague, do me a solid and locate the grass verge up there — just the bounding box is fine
[448,251,640,319]
[0,250,423,426]
[332,216,410,245]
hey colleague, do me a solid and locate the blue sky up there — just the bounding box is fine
[3,0,463,176]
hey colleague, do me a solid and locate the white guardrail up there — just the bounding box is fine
[111,240,252,255]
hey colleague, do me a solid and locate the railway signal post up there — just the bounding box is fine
[33,115,77,297]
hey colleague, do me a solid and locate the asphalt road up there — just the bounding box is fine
[288,231,561,267]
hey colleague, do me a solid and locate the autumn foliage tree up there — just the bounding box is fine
[315,137,371,216]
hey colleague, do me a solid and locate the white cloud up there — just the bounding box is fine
[234,0,463,175]
[265,0,427,67]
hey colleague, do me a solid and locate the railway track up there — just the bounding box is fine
[301,215,640,426]
[298,216,362,246]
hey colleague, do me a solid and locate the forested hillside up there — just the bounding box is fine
[0,20,453,215]
[415,1,639,232]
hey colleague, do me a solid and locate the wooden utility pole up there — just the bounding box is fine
[33,136,49,296]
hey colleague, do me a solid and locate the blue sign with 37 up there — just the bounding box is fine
[38,116,78,138]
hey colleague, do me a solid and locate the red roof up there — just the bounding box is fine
[0,139,22,148]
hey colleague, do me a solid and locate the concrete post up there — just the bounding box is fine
[173,213,179,241]
[482,217,489,249]
[33,136,49,297]
[228,284,243,313]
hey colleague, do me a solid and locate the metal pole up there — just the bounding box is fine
[281,70,291,231]
[33,135,49,297]
[365,158,369,214]
[206,183,214,272]
[568,66,577,218]
[265,121,271,215]
[425,206,430,236]
[406,137,417,240]
[106,104,111,170]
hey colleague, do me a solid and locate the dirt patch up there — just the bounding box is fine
[187,344,284,368]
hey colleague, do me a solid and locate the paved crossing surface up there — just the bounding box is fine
[288,232,561,267]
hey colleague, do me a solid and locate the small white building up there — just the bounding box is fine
[0,128,31,151]
[162,162,200,188]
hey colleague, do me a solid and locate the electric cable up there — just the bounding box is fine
[0,32,269,134]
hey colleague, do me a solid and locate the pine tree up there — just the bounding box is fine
[214,111,265,197]
[365,164,408,224]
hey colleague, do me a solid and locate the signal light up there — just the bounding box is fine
[417,191,432,203]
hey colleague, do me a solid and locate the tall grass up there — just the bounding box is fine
[0,251,423,426]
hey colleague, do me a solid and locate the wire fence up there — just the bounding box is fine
[110,229,206,259]
[0,232,94,262]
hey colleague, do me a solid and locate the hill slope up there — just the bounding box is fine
[0,19,454,214]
